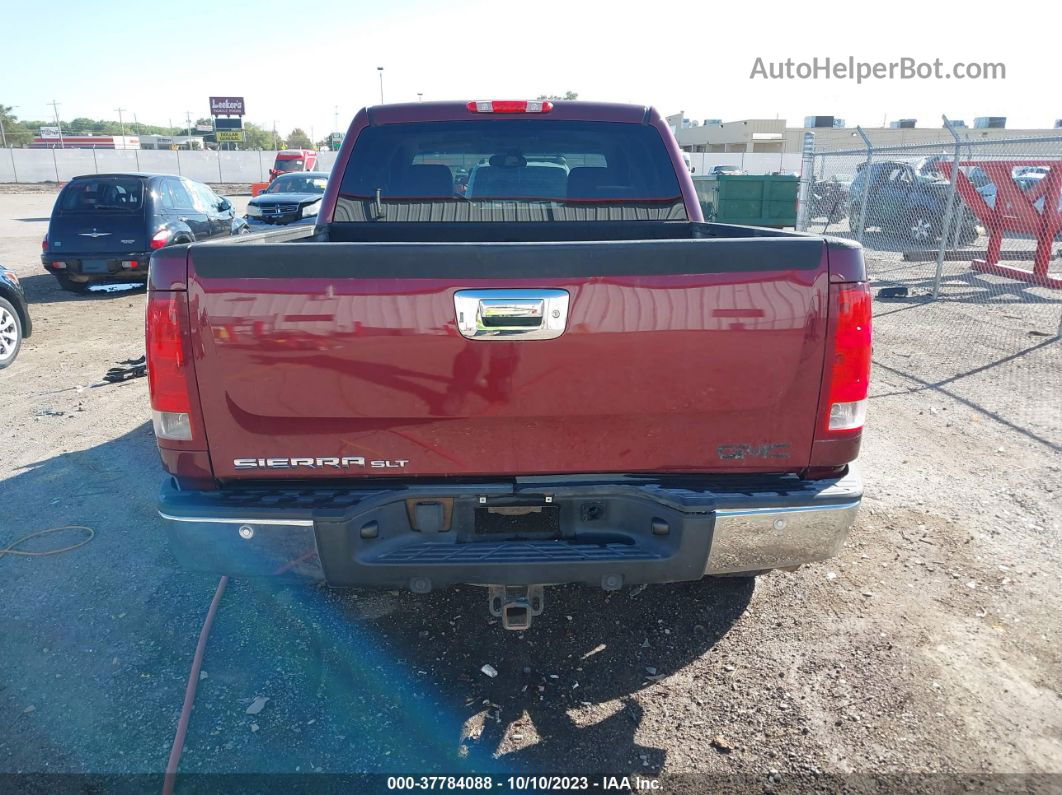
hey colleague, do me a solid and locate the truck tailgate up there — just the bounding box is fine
[186,237,829,480]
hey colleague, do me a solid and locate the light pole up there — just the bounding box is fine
[272,120,278,150]
[48,100,64,148]
[417,92,423,102]
[185,111,193,148]
[114,106,127,139]
[377,67,384,104]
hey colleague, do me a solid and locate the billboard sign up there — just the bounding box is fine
[209,96,245,116]
[214,117,243,130]
[40,126,61,139]
[216,130,246,142]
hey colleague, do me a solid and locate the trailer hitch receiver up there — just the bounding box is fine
[488,585,545,631]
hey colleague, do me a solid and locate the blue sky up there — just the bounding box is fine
[3,0,1053,136]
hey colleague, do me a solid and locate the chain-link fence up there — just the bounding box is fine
[797,124,1061,450]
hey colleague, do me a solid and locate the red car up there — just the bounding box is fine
[269,148,319,181]
[148,99,870,630]
[251,149,321,196]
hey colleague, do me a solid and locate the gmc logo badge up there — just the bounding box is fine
[716,443,791,461]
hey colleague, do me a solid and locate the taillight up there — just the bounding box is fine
[824,283,872,432]
[146,291,194,440]
[150,229,172,249]
[42,233,49,252]
[466,100,553,113]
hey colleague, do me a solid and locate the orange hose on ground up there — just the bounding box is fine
[162,575,229,795]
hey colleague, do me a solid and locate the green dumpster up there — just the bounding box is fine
[693,173,799,228]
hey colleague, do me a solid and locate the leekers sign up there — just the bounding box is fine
[209,96,245,116]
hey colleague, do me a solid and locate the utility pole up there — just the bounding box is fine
[272,120,278,150]
[114,106,127,139]
[417,92,423,102]
[0,105,17,148]
[185,111,193,148]
[377,66,384,104]
[48,99,64,148]
[334,105,339,134]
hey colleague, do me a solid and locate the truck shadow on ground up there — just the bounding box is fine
[196,575,753,776]
[0,421,753,776]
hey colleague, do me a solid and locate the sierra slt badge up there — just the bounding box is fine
[234,456,409,470]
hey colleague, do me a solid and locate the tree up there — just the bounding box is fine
[285,127,312,149]
[242,122,275,150]
[0,105,34,147]
[536,91,578,101]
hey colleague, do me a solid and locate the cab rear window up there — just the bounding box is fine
[58,177,145,213]
[335,120,686,222]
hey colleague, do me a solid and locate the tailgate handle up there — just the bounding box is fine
[454,289,570,340]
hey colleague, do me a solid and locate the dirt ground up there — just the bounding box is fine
[0,188,1059,791]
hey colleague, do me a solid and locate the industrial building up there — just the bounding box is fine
[667,114,1062,154]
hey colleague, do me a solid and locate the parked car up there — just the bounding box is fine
[0,265,31,369]
[977,169,1062,213]
[148,99,870,630]
[251,149,322,197]
[808,177,850,224]
[848,160,979,245]
[270,148,319,181]
[706,164,744,177]
[245,172,329,227]
[41,174,248,292]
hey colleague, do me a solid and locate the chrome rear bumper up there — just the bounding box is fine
[705,464,861,575]
[157,466,861,583]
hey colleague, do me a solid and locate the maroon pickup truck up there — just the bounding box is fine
[147,100,870,629]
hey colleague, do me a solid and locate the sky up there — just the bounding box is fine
[3,0,1055,138]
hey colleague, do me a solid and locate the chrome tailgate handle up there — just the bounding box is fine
[454,289,570,340]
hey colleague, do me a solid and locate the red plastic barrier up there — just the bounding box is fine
[939,160,1062,289]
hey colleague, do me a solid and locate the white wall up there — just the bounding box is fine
[0,149,339,184]
[687,152,803,175]
[1,148,797,182]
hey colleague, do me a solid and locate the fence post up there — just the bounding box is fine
[853,126,873,244]
[51,147,60,183]
[932,115,963,299]
[176,147,182,176]
[258,149,264,181]
[796,131,815,232]
[91,146,98,174]
[9,147,19,183]
[217,148,223,184]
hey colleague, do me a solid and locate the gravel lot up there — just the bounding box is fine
[0,188,1059,790]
